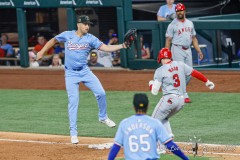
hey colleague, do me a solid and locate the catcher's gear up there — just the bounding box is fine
[175,3,186,12]
[124,28,137,48]
[205,80,215,90]
[157,48,172,63]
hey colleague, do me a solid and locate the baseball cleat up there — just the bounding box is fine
[184,98,191,103]
[71,136,79,144]
[100,118,116,128]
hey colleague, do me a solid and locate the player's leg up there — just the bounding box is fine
[171,45,185,62]
[161,119,174,138]
[167,95,185,119]
[172,46,190,101]
[65,73,80,143]
[185,49,193,85]
[152,95,183,135]
[151,96,173,154]
[151,97,165,120]
[83,71,107,120]
[83,70,116,127]
[151,96,174,135]
[184,49,193,102]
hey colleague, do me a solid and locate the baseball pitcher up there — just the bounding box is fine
[36,15,137,144]
[165,3,204,103]
[149,48,214,151]
[108,93,189,160]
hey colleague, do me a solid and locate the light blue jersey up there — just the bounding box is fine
[55,31,103,69]
[157,4,176,18]
[55,30,108,136]
[114,115,172,160]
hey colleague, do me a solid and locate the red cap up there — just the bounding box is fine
[157,48,172,63]
[175,3,186,12]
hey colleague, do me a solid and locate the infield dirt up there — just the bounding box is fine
[0,68,239,160]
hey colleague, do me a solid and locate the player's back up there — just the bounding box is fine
[117,115,169,160]
[155,61,193,96]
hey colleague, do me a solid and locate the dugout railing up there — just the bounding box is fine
[125,13,240,69]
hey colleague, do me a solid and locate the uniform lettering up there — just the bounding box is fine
[124,123,153,135]
[60,0,73,5]
[178,27,192,35]
[168,66,178,72]
[67,41,89,50]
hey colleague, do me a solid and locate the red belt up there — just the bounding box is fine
[173,44,189,50]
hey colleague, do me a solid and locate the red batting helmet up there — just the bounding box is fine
[157,48,172,63]
[175,3,186,12]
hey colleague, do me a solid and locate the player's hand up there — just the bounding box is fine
[124,28,137,49]
[122,43,127,49]
[36,51,44,60]
[198,52,204,60]
[149,80,154,86]
[148,80,154,91]
[205,80,215,90]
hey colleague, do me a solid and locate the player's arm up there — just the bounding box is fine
[164,140,189,160]
[36,38,58,60]
[108,122,124,160]
[192,36,203,60]
[100,43,126,52]
[108,143,121,160]
[165,37,172,49]
[191,69,215,89]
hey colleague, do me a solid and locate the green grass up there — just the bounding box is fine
[117,155,210,160]
[0,90,239,146]
[160,155,210,160]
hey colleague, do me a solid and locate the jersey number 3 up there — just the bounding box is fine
[173,74,180,87]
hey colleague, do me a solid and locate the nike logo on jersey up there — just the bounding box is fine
[168,66,178,72]
[67,41,89,50]
[178,27,193,35]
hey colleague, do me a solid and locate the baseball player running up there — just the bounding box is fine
[37,15,129,144]
[165,3,204,103]
[149,48,214,151]
[108,93,189,160]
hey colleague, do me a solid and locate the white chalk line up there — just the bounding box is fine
[178,142,240,148]
[1,138,240,156]
[202,152,240,156]
[177,142,240,157]
[0,138,88,146]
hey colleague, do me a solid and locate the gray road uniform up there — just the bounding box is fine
[166,18,196,98]
[151,60,193,137]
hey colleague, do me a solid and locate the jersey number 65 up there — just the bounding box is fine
[129,134,150,152]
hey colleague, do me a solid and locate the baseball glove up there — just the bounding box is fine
[124,28,137,48]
